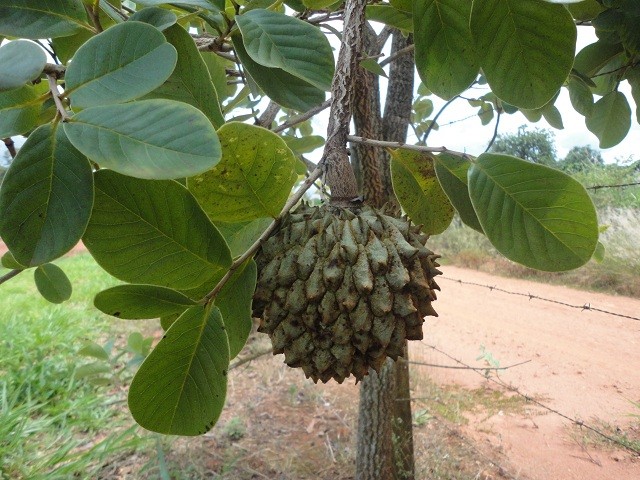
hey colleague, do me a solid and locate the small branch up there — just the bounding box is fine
[422,95,458,143]
[347,135,471,159]
[229,347,273,370]
[0,269,23,286]
[43,63,66,79]
[272,99,331,133]
[255,101,280,128]
[587,181,640,191]
[86,1,104,32]
[202,166,324,304]
[3,138,17,158]
[47,75,70,121]
[484,108,502,152]
[379,44,414,68]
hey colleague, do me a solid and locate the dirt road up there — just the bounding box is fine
[412,265,640,480]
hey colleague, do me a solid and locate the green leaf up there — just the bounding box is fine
[359,58,388,78]
[78,341,110,361]
[567,76,594,117]
[433,152,483,232]
[129,7,178,30]
[64,99,221,180]
[586,91,632,148]
[0,124,93,267]
[566,0,605,21]
[65,22,177,108]
[132,0,222,11]
[201,52,236,103]
[128,305,229,436]
[468,153,599,271]
[94,285,196,319]
[75,362,112,379]
[236,9,334,91]
[0,0,91,39]
[34,263,72,303]
[281,135,325,155]
[83,170,232,290]
[216,218,273,258]
[160,313,179,331]
[365,5,413,32]
[144,24,224,128]
[541,104,564,129]
[1,251,26,270]
[415,0,479,99]
[470,0,576,109]
[188,122,298,222]
[592,240,605,263]
[302,0,337,8]
[0,41,47,91]
[0,85,40,138]
[391,0,412,12]
[573,40,622,77]
[625,66,640,123]
[216,260,256,359]
[232,32,326,112]
[477,103,493,126]
[390,149,455,235]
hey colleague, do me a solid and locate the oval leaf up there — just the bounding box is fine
[390,149,455,235]
[216,260,256,359]
[471,0,576,109]
[0,40,47,91]
[128,305,229,436]
[586,91,631,149]
[83,170,232,290]
[366,5,413,32]
[188,122,298,222]
[0,123,94,267]
[144,24,224,128]
[34,263,72,303]
[94,284,197,319]
[0,85,40,138]
[232,32,326,112]
[567,76,594,117]
[0,0,90,39]
[1,251,26,270]
[64,99,222,179]
[433,152,483,232]
[414,0,479,99]
[468,153,599,271]
[216,218,273,258]
[128,7,178,30]
[236,9,334,91]
[65,22,177,108]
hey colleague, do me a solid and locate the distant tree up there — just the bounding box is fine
[491,125,557,166]
[560,145,604,172]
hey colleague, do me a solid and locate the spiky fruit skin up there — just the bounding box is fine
[252,204,441,383]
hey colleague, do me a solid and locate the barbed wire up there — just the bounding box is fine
[440,276,640,322]
[423,343,640,457]
[586,181,640,191]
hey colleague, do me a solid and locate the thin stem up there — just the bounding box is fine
[0,269,23,286]
[484,108,502,152]
[43,63,66,78]
[3,138,17,158]
[379,44,414,68]
[47,75,70,121]
[422,95,458,143]
[202,166,324,304]
[87,1,103,32]
[347,134,471,159]
[272,99,331,133]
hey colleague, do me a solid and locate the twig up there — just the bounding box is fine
[86,0,103,32]
[47,75,70,121]
[587,181,640,191]
[0,269,23,286]
[202,166,324,304]
[229,347,273,370]
[272,99,332,133]
[347,135,471,159]
[3,138,17,158]
[379,44,414,68]
[484,107,502,152]
[43,63,66,79]
[255,101,280,128]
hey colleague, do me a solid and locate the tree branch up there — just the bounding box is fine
[347,135,471,159]
[379,44,414,68]
[272,99,331,133]
[47,75,70,121]
[485,108,502,152]
[3,138,17,158]
[0,269,23,286]
[43,63,66,79]
[202,166,324,304]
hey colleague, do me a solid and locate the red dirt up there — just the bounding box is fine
[412,265,640,480]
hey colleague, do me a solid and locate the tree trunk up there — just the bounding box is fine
[354,30,416,480]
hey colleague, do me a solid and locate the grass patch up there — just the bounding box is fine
[0,254,159,479]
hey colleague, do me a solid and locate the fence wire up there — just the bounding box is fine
[441,276,640,322]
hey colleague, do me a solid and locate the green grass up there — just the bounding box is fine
[0,254,158,479]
